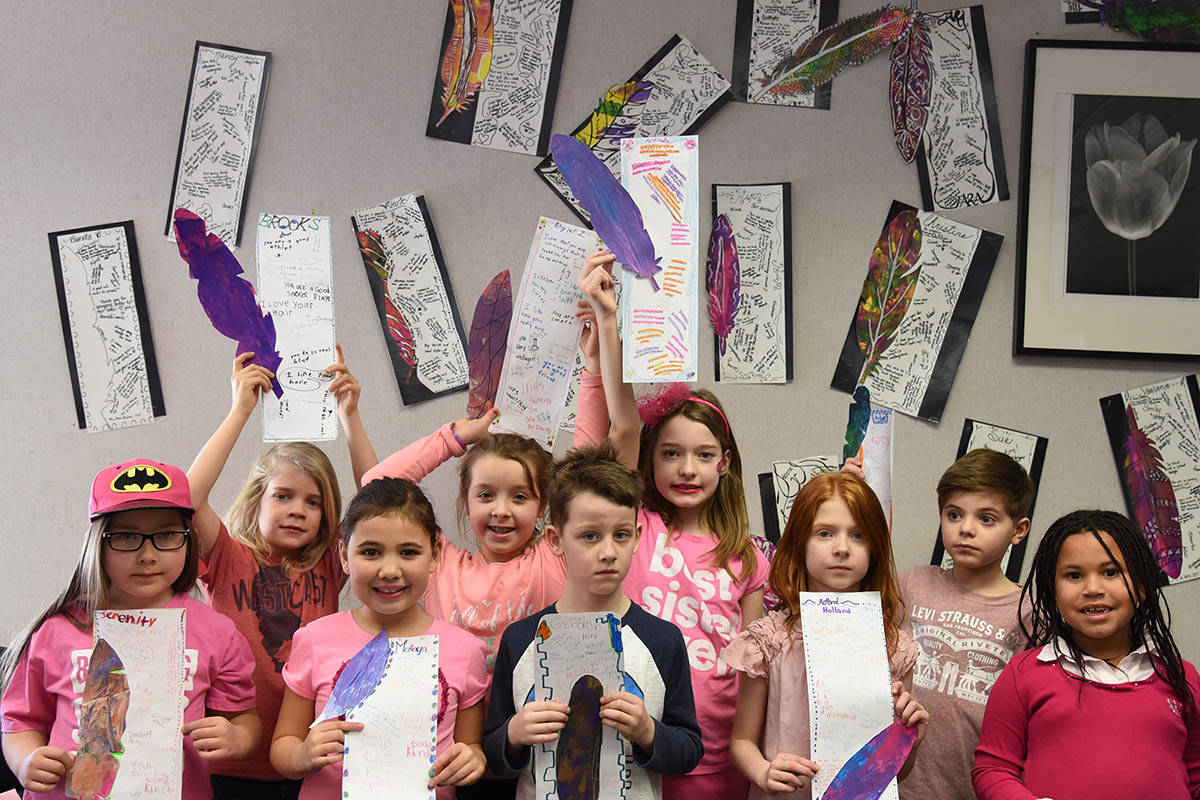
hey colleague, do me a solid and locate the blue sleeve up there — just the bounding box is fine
[636,622,703,774]
[482,624,530,777]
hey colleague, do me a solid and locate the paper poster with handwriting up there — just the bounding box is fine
[557,268,623,436]
[426,0,572,156]
[533,613,627,800]
[731,0,838,107]
[800,593,897,800]
[256,214,336,442]
[620,136,699,382]
[352,194,471,406]
[343,637,440,800]
[932,419,1048,580]
[494,218,601,448]
[165,42,270,247]
[90,608,186,800]
[831,201,1003,423]
[1061,0,1101,22]
[535,35,731,225]
[1100,375,1200,585]
[914,7,1007,212]
[712,183,792,383]
[49,222,165,432]
[757,457,839,543]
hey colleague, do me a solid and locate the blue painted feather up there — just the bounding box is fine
[550,133,662,291]
[823,722,919,800]
[312,629,390,726]
[843,385,872,463]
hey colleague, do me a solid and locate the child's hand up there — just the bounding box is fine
[599,691,655,751]
[892,681,930,743]
[757,753,818,794]
[452,407,500,446]
[840,455,865,479]
[182,716,249,760]
[578,251,618,319]
[325,344,362,416]
[230,352,275,416]
[298,720,364,774]
[576,304,600,373]
[429,741,486,788]
[506,700,569,746]
[18,746,74,793]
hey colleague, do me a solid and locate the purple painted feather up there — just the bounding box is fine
[706,214,741,355]
[823,722,919,800]
[467,270,512,419]
[1124,404,1183,578]
[313,630,390,726]
[889,15,933,163]
[550,134,662,291]
[173,209,284,397]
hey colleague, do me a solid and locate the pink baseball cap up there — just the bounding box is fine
[90,459,194,519]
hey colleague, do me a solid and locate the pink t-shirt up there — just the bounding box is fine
[281,612,489,800]
[624,508,769,774]
[1,594,256,800]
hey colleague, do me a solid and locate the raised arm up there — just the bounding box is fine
[578,251,639,467]
[572,297,610,449]
[187,353,274,560]
[325,344,378,488]
[361,409,498,486]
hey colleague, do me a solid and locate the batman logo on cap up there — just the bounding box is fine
[110,465,172,493]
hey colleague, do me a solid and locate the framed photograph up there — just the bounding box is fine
[1014,39,1200,360]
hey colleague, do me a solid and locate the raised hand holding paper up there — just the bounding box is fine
[467,270,513,419]
[173,208,283,397]
[313,629,390,726]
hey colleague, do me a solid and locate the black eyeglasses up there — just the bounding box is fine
[102,530,190,552]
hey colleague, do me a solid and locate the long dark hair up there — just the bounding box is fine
[1020,509,1195,718]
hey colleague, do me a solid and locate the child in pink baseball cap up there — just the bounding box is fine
[0,459,261,800]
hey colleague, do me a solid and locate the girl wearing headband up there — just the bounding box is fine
[576,251,768,800]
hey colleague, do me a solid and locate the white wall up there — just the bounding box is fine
[3,0,1196,655]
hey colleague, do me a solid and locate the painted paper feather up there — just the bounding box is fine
[755,6,914,100]
[823,722,920,800]
[356,230,419,380]
[855,210,923,385]
[889,15,933,163]
[706,213,741,356]
[313,630,390,726]
[437,0,494,125]
[1124,404,1183,578]
[551,133,662,290]
[356,229,391,283]
[555,675,604,800]
[1080,0,1200,42]
[578,80,656,147]
[173,208,284,397]
[467,269,512,419]
[67,639,129,800]
[843,385,872,463]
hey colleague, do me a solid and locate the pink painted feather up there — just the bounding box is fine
[706,213,741,356]
[889,14,933,163]
[1124,404,1183,578]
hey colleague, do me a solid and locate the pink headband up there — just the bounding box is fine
[636,384,731,438]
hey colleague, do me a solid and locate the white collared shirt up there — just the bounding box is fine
[1036,635,1157,684]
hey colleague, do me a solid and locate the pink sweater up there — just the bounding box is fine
[972,648,1200,800]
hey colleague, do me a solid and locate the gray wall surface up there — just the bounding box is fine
[3,1,1197,656]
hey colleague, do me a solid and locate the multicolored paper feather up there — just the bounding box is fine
[357,230,419,381]
[467,269,512,419]
[889,15,933,163]
[855,210,923,386]
[578,80,656,147]
[754,6,915,100]
[823,722,920,800]
[1124,404,1183,578]
[313,630,390,726]
[356,228,391,283]
[436,0,494,125]
[555,675,604,800]
[67,639,129,800]
[706,214,741,356]
[550,134,662,291]
[173,208,284,397]
[843,385,872,463]
[1079,0,1200,42]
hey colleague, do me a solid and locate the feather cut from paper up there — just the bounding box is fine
[550,134,662,291]
[67,639,129,800]
[855,210,922,386]
[356,229,390,283]
[823,722,919,800]
[467,269,512,419]
[889,15,933,163]
[706,214,741,356]
[173,208,284,397]
[313,630,390,726]
[1079,0,1200,42]
[1124,404,1183,578]
[555,675,604,800]
[843,385,872,463]
[357,230,419,381]
[578,80,656,147]
[436,0,494,125]
[754,6,914,100]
